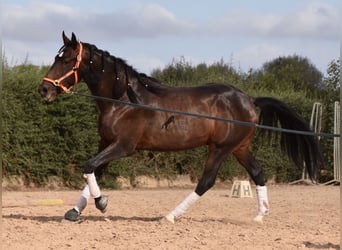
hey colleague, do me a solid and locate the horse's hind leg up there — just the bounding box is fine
[233,147,269,222]
[165,144,230,223]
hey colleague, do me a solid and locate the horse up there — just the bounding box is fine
[38,32,323,223]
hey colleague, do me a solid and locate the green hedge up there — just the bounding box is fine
[2,55,337,188]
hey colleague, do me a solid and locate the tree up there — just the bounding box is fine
[324,59,340,92]
[256,55,324,95]
[319,59,341,178]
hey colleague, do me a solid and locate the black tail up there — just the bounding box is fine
[254,97,324,181]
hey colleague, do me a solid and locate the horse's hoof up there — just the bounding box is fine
[64,208,80,222]
[158,216,172,224]
[95,195,108,213]
[253,215,264,223]
[164,213,175,224]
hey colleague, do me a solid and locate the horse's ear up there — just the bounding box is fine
[71,32,78,45]
[69,32,79,49]
[62,31,70,45]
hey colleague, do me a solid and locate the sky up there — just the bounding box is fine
[2,0,341,75]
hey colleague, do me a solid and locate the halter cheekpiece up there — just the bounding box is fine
[43,42,83,93]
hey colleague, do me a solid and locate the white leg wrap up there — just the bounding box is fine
[74,185,90,213]
[83,173,101,198]
[254,185,269,222]
[165,191,200,223]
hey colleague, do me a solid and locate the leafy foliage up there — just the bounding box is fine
[2,62,99,187]
[2,54,339,187]
[256,55,324,94]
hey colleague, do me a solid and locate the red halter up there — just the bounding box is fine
[43,42,83,93]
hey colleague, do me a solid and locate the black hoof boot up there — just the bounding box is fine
[64,208,80,221]
[95,195,108,213]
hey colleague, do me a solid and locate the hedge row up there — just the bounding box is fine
[2,55,338,187]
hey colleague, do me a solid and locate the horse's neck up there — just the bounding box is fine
[82,57,128,97]
[83,76,128,113]
[82,46,158,108]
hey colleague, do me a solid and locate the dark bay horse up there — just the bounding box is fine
[38,32,323,223]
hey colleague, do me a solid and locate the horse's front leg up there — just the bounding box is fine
[64,164,108,221]
[64,142,135,221]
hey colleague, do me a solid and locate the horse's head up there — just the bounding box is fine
[38,32,84,103]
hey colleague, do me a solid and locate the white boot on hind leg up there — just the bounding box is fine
[253,185,269,223]
[164,191,200,224]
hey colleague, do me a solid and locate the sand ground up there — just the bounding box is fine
[2,185,340,250]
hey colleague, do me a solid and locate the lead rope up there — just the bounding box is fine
[69,91,339,138]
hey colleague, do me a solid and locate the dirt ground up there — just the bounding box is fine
[2,185,340,250]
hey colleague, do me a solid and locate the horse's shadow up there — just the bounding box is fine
[2,213,163,223]
[303,241,340,250]
[3,213,249,226]
[81,215,164,223]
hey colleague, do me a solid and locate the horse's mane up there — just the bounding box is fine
[137,73,168,94]
[83,42,167,95]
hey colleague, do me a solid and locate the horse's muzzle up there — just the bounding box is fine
[38,82,57,103]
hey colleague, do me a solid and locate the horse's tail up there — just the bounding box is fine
[253,97,324,181]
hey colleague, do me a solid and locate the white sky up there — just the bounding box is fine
[2,0,341,75]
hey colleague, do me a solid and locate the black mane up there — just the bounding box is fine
[137,73,168,94]
[82,42,167,95]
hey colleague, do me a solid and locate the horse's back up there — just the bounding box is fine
[133,82,258,150]
[161,83,257,122]
[159,82,242,96]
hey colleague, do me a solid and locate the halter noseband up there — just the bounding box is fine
[43,42,83,93]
